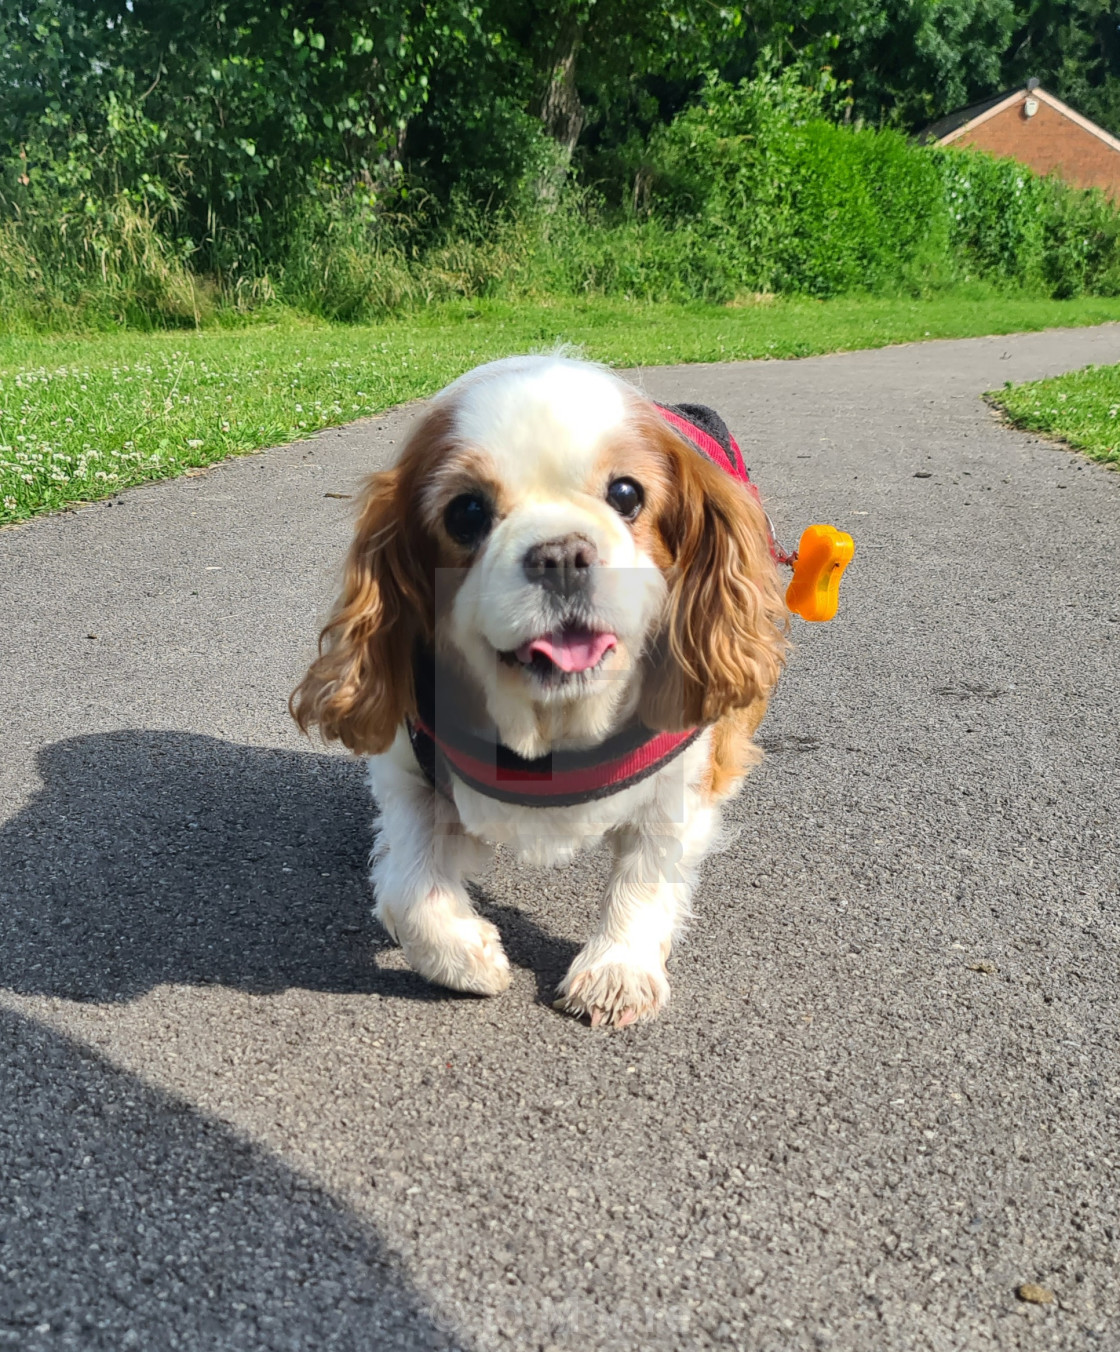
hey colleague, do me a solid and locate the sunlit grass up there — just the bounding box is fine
[991,362,1120,466]
[3,292,1119,524]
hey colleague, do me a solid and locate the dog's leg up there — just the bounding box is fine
[368,747,508,996]
[555,794,719,1027]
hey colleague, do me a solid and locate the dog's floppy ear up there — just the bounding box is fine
[290,414,445,755]
[640,418,789,730]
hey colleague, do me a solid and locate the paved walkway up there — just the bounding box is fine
[1,326,1118,1350]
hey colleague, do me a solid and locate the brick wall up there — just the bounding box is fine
[954,92,1120,199]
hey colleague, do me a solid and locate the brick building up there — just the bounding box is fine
[922,81,1120,199]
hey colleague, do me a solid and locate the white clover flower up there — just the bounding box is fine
[3,496,16,510]
[187,439,204,448]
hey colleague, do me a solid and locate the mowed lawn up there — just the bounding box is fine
[991,362,1120,466]
[3,292,1119,525]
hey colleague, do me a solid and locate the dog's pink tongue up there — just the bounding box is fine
[516,630,617,673]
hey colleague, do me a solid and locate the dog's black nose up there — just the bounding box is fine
[523,534,598,597]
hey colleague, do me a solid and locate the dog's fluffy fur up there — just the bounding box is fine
[292,356,788,1025]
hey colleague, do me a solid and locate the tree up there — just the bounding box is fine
[1007,0,1120,133]
[1,0,489,250]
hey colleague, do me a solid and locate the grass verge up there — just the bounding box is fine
[991,363,1120,467]
[3,291,1119,525]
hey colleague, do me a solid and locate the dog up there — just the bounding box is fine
[291,355,788,1026]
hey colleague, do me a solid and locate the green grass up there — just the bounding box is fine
[3,291,1119,525]
[991,363,1120,467]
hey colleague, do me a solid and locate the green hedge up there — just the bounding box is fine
[639,73,1120,301]
[933,148,1120,297]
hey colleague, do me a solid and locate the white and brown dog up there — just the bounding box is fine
[292,355,788,1026]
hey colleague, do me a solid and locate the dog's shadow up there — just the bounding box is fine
[0,730,576,1005]
[473,895,581,1004]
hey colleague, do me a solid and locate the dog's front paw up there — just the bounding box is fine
[554,945,669,1028]
[383,894,512,997]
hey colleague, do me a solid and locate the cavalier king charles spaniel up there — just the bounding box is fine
[292,355,788,1026]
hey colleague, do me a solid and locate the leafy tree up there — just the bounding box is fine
[819,0,1019,127]
[1007,0,1120,133]
[409,1,757,205]
[0,0,490,256]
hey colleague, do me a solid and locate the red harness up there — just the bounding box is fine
[408,403,768,807]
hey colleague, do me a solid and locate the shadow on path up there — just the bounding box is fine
[473,897,581,1005]
[0,1005,459,1351]
[0,730,416,1002]
[0,730,573,1006]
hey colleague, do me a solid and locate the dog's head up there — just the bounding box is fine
[291,356,788,759]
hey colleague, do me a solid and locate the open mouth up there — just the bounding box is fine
[499,628,617,681]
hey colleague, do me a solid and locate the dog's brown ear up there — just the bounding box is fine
[640,421,789,731]
[290,463,432,756]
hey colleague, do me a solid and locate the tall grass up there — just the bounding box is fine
[0,196,214,332]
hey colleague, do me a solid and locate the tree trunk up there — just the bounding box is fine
[536,17,584,202]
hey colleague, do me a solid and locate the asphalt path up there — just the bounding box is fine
[1,326,1118,1351]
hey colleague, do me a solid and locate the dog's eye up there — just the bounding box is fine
[444,492,493,547]
[606,477,644,521]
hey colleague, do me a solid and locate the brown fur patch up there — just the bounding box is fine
[622,402,790,730]
[419,442,511,547]
[704,700,769,802]
[290,401,461,754]
[591,418,679,571]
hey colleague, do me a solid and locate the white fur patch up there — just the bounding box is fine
[443,355,630,494]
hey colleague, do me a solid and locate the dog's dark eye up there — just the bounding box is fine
[606,477,644,521]
[444,492,493,547]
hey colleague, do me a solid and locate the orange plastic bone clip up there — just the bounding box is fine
[785,524,854,623]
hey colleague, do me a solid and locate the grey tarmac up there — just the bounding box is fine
[1,326,1118,1352]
